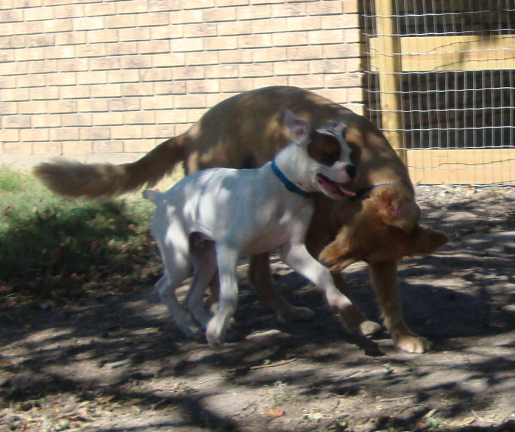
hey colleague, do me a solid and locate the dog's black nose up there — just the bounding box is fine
[346,164,357,179]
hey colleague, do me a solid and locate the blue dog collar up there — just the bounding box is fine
[271,160,312,198]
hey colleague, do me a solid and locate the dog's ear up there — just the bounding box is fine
[375,190,420,234]
[284,109,311,147]
[327,122,347,137]
[411,225,449,255]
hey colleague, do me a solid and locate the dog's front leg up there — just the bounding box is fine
[248,253,315,322]
[205,242,240,349]
[368,260,430,353]
[279,243,360,334]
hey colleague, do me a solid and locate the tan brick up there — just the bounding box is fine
[110,98,141,111]
[0,0,13,8]
[183,23,216,38]
[84,2,115,16]
[250,18,286,34]
[121,82,154,97]
[344,103,364,116]
[17,74,46,88]
[321,13,358,30]
[273,60,309,76]
[172,37,204,52]
[186,79,220,93]
[343,0,359,14]
[310,59,347,74]
[123,111,155,124]
[138,40,170,54]
[33,142,62,155]
[62,141,92,154]
[20,128,49,141]
[140,68,172,81]
[80,127,110,140]
[204,7,236,22]
[26,34,55,48]
[90,57,122,70]
[32,114,61,128]
[119,27,151,42]
[184,51,218,66]
[253,76,288,88]
[218,21,251,36]
[252,47,287,62]
[270,3,305,17]
[123,139,156,153]
[307,1,343,15]
[47,100,76,114]
[77,71,108,85]
[116,0,148,14]
[151,25,182,39]
[73,16,104,31]
[1,88,29,102]
[347,86,364,102]
[325,73,362,88]
[155,109,188,124]
[142,124,175,139]
[0,9,23,22]
[148,0,181,12]
[108,69,139,83]
[0,101,17,115]
[182,0,214,9]
[60,86,90,99]
[287,45,323,61]
[142,95,176,111]
[236,4,270,20]
[24,7,53,21]
[92,112,124,125]
[46,72,76,86]
[15,47,44,62]
[58,58,88,72]
[2,62,27,75]
[271,32,307,47]
[55,32,86,46]
[204,35,236,51]
[0,35,25,49]
[77,99,108,112]
[49,127,80,141]
[87,29,118,44]
[121,55,152,69]
[13,21,42,34]
[344,29,361,44]
[111,125,142,139]
[217,0,248,6]
[136,12,168,27]
[3,142,32,155]
[288,74,324,89]
[173,94,206,109]
[46,46,75,60]
[322,43,360,60]
[90,84,122,98]
[308,29,344,45]
[0,76,16,89]
[1,129,20,143]
[172,66,204,80]
[239,63,273,77]
[54,4,84,19]
[75,44,107,58]
[30,87,59,100]
[105,14,136,29]
[186,108,206,123]
[93,141,124,153]
[286,16,321,32]
[154,81,186,95]
[3,115,31,129]
[15,0,42,7]
[153,52,185,67]
[239,33,272,49]
[106,42,138,56]
[169,10,203,24]
[27,60,57,74]
[174,122,192,135]
[218,49,252,64]
[316,88,348,104]
[219,79,253,93]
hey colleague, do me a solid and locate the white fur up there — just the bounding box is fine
[144,110,356,348]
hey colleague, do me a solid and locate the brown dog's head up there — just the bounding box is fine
[320,183,449,272]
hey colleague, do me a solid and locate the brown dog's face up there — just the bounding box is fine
[319,184,449,272]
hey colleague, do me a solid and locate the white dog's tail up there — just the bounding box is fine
[142,189,164,204]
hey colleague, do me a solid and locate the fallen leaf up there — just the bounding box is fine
[267,408,285,418]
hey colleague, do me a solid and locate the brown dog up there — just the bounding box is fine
[34,86,448,353]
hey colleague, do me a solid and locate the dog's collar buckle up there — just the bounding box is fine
[271,160,312,198]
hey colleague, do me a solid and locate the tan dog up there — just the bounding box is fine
[34,86,448,353]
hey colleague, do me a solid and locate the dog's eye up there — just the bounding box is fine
[321,151,340,166]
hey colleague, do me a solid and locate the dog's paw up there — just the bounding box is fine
[278,306,315,323]
[394,333,431,354]
[359,320,382,336]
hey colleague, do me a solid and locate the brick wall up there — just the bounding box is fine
[0,0,363,168]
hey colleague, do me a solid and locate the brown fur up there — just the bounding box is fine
[33,86,448,353]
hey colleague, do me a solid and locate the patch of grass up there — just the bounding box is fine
[0,167,162,305]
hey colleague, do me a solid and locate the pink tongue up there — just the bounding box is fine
[319,176,356,197]
[338,185,356,197]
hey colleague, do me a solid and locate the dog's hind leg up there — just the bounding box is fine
[248,252,314,322]
[187,235,217,328]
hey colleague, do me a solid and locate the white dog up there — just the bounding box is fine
[144,110,358,348]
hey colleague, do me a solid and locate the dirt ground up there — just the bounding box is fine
[1,185,515,432]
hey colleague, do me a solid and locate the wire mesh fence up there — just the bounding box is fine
[362,0,515,184]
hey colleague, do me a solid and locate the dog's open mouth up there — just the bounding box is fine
[317,174,356,198]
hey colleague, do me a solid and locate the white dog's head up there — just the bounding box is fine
[284,109,356,199]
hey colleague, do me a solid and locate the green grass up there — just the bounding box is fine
[0,167,161,304]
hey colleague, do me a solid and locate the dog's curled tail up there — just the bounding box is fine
[33,135,186,199]
[142,189,164,205]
